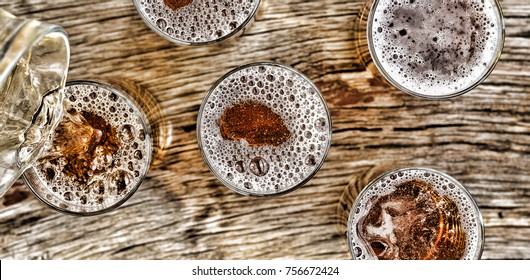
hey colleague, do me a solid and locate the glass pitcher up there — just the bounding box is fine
[0,8,69,196]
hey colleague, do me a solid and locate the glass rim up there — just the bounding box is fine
[197,61,332,198]
[23,80,153,216]
[366,0,506,99]
[132,0,261,46]
[346,166,485,260]
[0,21,68,86]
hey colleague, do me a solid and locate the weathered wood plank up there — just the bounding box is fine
[0,0,529,259]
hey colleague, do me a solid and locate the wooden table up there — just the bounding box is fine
[1,0,528,260]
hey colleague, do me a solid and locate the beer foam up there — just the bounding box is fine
[198,64,331,196]
[134,0,260,44]
[27,82,150,213]
[370,0,503,97]
[348,168,483,260]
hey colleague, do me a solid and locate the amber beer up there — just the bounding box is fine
[346,167,484,260]
[358,0,504,98]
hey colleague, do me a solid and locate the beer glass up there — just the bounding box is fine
[355,0,505,98]
[0,8,70,197]
[132,0,262,46]
[197,62,332,197]
[338,166,484,260]
[22,79,169,215]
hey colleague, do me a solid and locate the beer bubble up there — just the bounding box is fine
[249,157,269,177]
[63,192,73,201]
[134,150,143,160]
[235,161,245,173]
[156,18,167,29]
[120,124,135,143]
[315,117,327,132]
[109,170,132,196]
[138,129,146,141]
[305,155,316,166]
[109,92,118,102]
[353,246,363,258]
[91,181,104,195]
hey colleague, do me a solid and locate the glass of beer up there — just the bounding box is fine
[197,62,332,197]
[22,80,166,215]
[355,0,505,98]
[0,8,70,197]
[338,166,484,260]
[132,0,262,46]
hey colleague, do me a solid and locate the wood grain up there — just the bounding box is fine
[0,0,529,260]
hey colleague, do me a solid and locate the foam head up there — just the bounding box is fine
[348,168,484,260]
[23,81,152,215]
[133,0,261,45]
[198,63,331,196]
[369,0,504,97]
